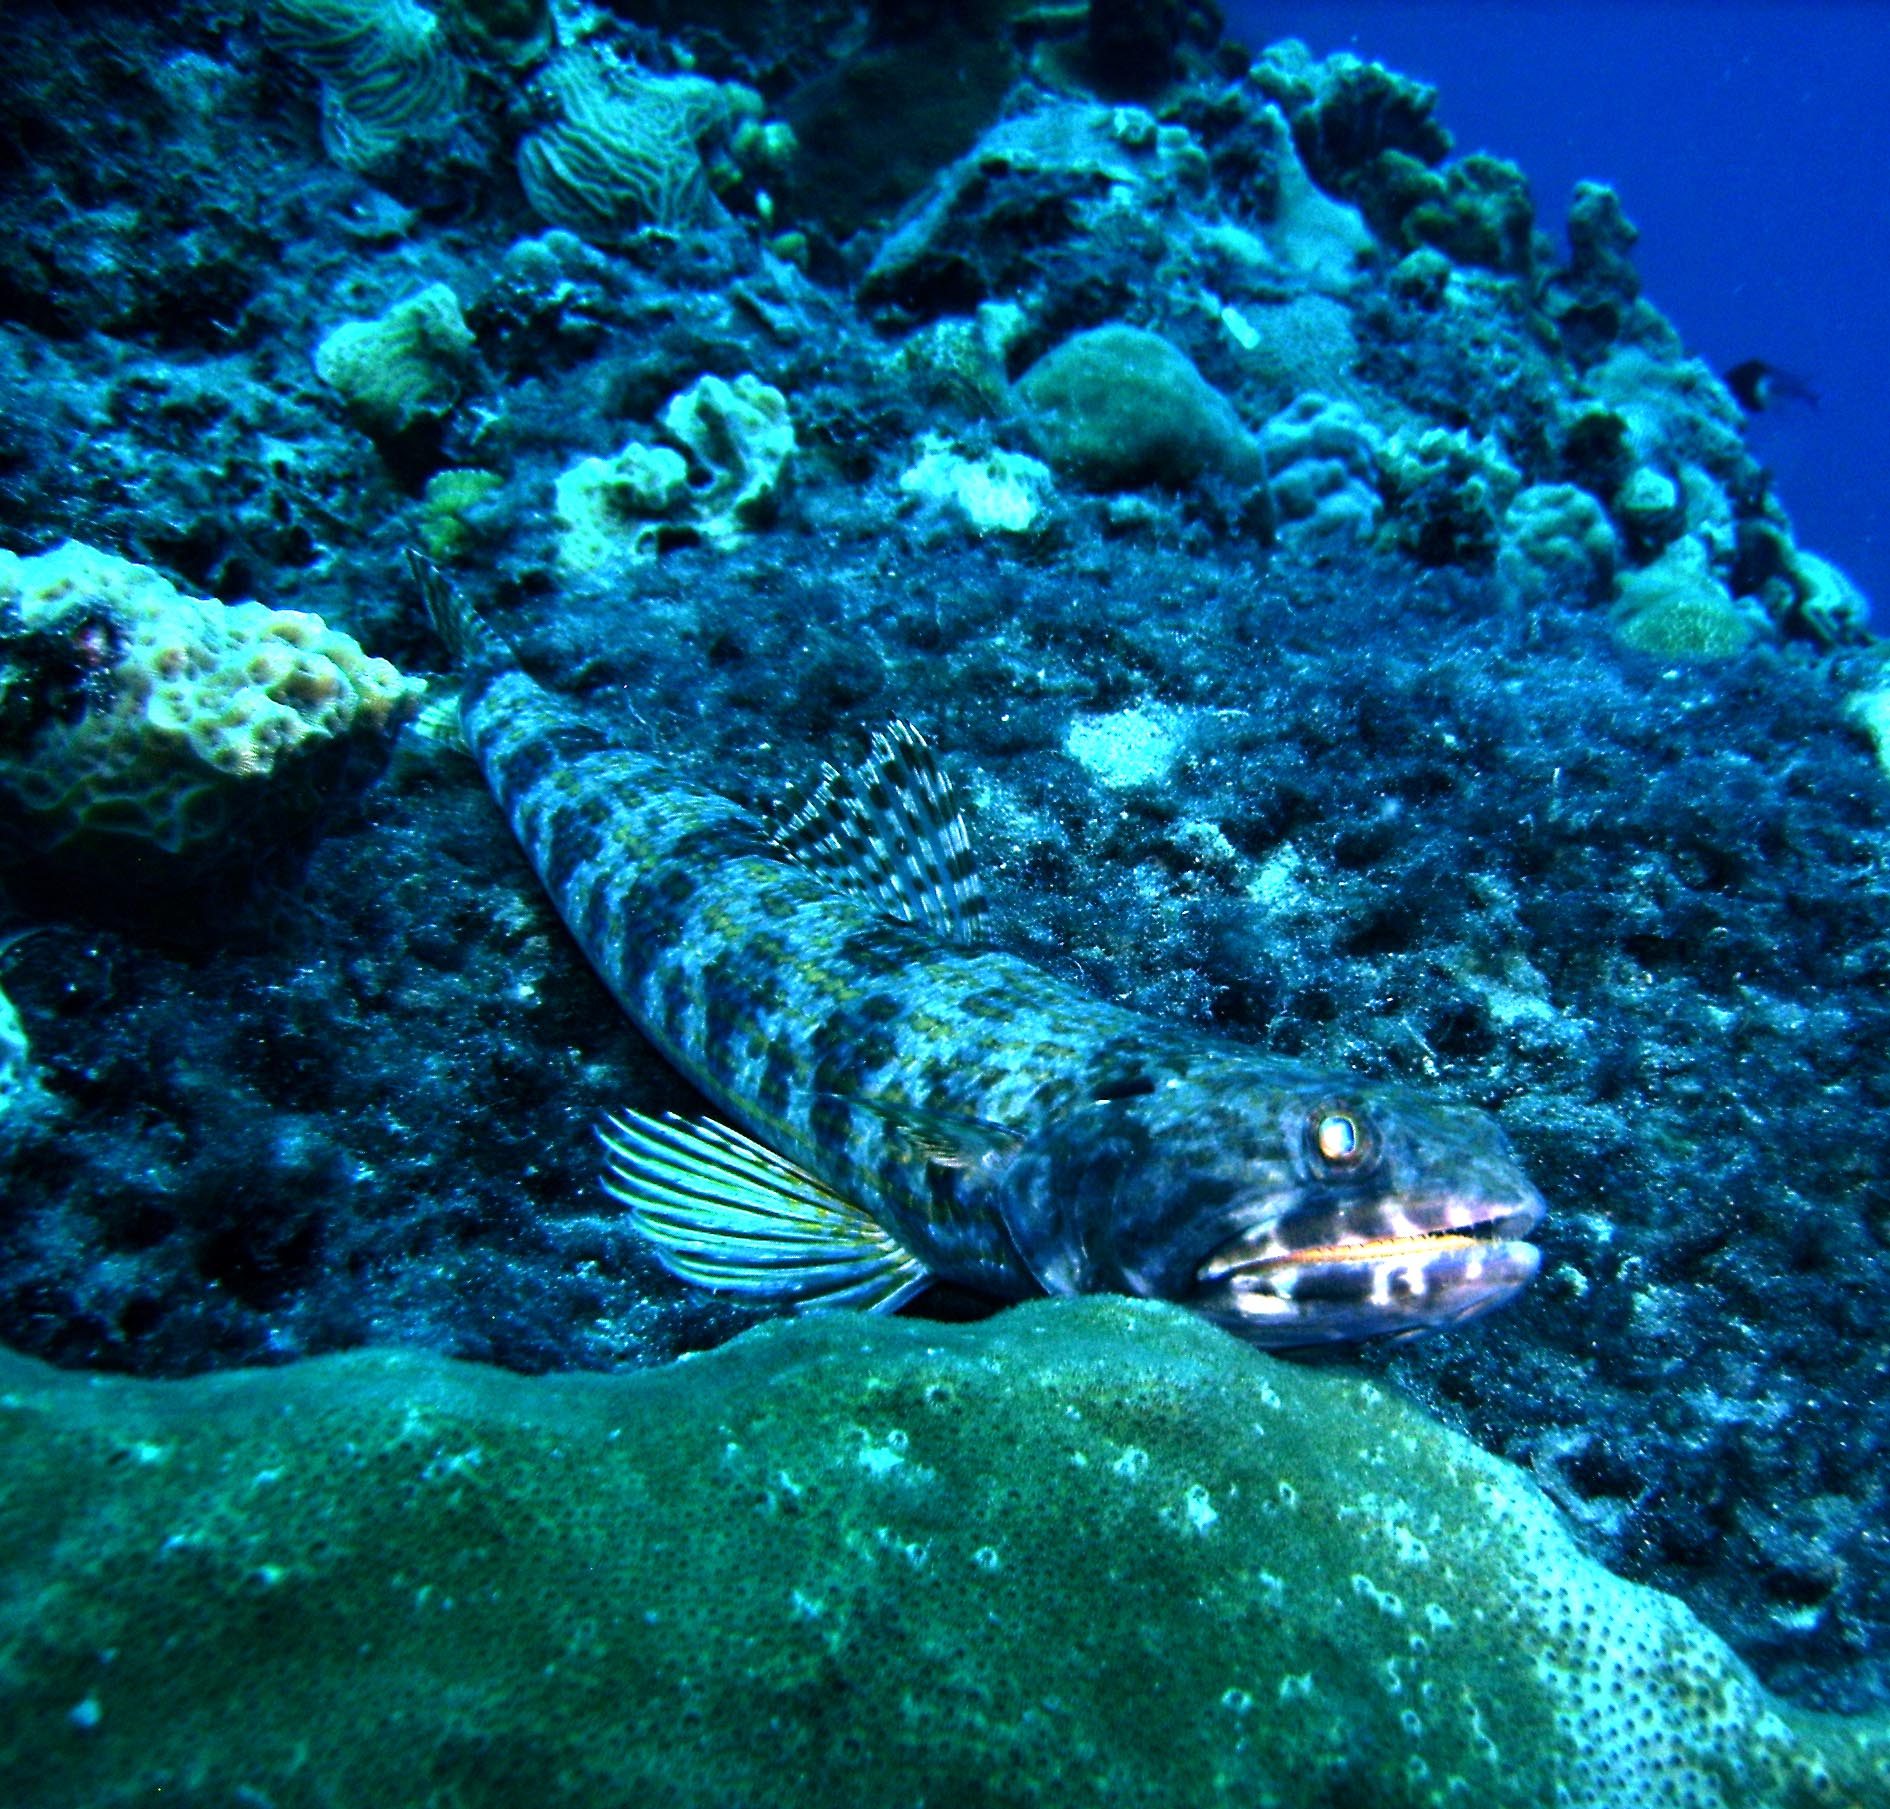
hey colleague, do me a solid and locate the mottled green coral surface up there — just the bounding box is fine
[1,1299,1884,1808]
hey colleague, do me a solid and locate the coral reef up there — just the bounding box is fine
[0,0,1884,1743]
[1248,41,1453,245]
[1496,484,1618,612]
[4,1298,1884,1809]
[1379,425,1524,569]
[898,437,1053,537]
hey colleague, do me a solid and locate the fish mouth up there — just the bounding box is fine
[1195,1194,1544,1343]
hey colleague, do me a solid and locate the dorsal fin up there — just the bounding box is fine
[770,720,987,946]
[410,695,471,757]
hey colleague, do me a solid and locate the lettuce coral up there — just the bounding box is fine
[0,1298,1883,1808]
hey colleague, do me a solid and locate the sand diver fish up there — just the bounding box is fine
[416,560,1545,1348]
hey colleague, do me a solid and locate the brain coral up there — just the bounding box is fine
[263,0,463,171]
[0,542,422,883]
[517,51,778,240]
[0,1298,1882,1808]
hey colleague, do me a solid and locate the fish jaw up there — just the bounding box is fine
[1191,1183,1545,1346]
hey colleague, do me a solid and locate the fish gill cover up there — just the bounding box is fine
[0,0,1885,1797]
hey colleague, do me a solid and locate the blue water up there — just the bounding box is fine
[1230,0,1890,628]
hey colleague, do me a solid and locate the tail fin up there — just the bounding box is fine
[407,550,515,672]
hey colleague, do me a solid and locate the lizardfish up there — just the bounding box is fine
[417,560,1544,1347]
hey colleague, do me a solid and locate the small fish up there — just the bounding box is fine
[417,559,1545,1348]
[1724,358,1819,415]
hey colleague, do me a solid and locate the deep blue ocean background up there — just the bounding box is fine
[1231,0,1890,628]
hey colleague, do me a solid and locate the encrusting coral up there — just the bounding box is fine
[554,373,796,571]
[314,283,477,444]
[0,542,423,884]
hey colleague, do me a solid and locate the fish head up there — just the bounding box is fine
[992,1063,1545,1348]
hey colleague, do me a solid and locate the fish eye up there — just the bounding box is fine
[1310,1108,1368,1170]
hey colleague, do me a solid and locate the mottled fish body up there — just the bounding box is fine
[421,563,1544,1346]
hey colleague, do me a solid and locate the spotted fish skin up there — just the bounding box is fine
[432,568,1546,1347]
[460,662,1196,1294]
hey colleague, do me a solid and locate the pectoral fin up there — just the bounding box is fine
[598,1110,930,1312]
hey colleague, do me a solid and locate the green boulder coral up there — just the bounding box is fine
[1,1299,1884,1808]
[1016,325,1262,492]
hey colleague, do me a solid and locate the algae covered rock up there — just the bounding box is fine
[0,541,423,886]
[1,1298,1884,1809]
